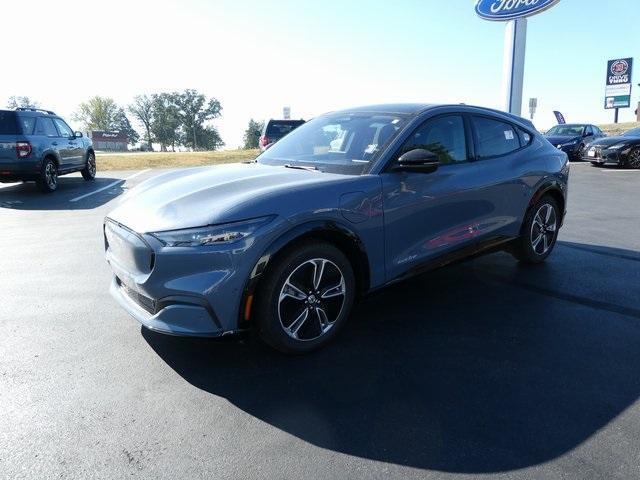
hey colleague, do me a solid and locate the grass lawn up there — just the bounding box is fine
[96,149,259,171]
[599,122,640,136]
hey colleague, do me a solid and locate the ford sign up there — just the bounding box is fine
[475,0,561,21]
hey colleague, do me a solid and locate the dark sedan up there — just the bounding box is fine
[544,124,605,160]
[584,127,640,168]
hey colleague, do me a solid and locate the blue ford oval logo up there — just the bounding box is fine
[475,0,561,21]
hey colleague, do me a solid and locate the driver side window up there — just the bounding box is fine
[399,115,468,165]
[53,118,73,138]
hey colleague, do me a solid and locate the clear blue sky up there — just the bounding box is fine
[3,0,639,147]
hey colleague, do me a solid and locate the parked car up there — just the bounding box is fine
[0,108,95,192]
[259,119,305,151]
[584,127,640,168]
[105,103,569,353]
[544,123,605,160]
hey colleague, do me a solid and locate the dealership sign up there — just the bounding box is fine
[475,0,562,21]
[605,58,633,109]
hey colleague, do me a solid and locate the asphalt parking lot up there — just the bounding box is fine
[2,163,640,479]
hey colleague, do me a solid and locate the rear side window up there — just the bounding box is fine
[400,115,468,164]
[472,116,521,158]
[266,121,305,136]
[518,127,532,146]
[0,111,19,134]
[35,117,58,137]
[17,116,36,134]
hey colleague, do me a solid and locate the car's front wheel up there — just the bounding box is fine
[255,242,355,354]
[510,195,560,264]
[81,152,96,180]
[626,148,640,169]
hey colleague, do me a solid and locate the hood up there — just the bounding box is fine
[107,163,350,233]
[589,136,637,147]
[544,135,581,146]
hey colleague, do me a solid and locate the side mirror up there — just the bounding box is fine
[393,148,439,173]
[74,131,83,138]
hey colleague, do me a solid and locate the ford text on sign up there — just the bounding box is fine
[475,0,562,21]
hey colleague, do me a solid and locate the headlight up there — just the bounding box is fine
[606,143,626,150]
[150,216,274,247]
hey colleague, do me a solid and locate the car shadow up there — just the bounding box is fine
[142,241,640,473]
[0,176,126,210]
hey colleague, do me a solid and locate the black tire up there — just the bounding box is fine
[36,158,58,193]
[510,195,560,264]
[574,143,585,161]
[626,147,640,169]
[81,151,96,180]
[254,241,356,354]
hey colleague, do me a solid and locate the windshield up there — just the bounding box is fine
[546,125,585,136]
[623,128,640,137]
[257,112,408,175]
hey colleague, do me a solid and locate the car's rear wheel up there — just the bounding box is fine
[254,242,355,354]
[37,158,58,193]
[510,195,560,264]
[626,148,640,169]
[81,152,96,180]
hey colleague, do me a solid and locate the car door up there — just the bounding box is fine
[53,118,83,168]
[467,114,533,245]
[381,114,483,280]
[34,117,65,162]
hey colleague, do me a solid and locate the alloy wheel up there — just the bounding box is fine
[278,258,346,341]
[88,154,96,176]
[628,149,640,169]
[45,162,58,190]
[530,203,557,255]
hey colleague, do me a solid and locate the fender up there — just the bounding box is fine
[527,178,567,227]
[40,148,62,167]
[238,219,371,325]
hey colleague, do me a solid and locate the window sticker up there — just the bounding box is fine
[504,130,514,140]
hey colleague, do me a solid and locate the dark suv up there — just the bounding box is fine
[0,108,95,192]
[259,119,305,151]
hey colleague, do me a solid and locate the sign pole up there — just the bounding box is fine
[502,18,527,115]
[614,108,619,124]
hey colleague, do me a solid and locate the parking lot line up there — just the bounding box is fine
[69,169,151,203]
[0,182,21,190]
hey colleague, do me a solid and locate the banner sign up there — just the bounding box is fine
[475,0,562,21]
[605,58,633,109]
[553,111,566,124]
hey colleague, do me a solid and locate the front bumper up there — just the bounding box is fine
[104,219,261,337]
[110,277,223,336]
[583,146,623,166]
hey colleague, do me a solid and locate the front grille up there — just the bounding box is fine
[117,277,156,314]
[105,220,155,274]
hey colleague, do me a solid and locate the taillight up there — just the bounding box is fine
[259,135,269,148]
[16,142,32,158]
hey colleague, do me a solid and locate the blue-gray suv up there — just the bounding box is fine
[0,108,95,192]
[105,104,569,353]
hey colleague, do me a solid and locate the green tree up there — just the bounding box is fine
[243,119,264,149]
[114,108,140,145]
[128,95,154,151]
[194,124,224,151]
[7,96,40,109]
[73,96,119,130]
[174,89,222,150]
[150,93,181,152]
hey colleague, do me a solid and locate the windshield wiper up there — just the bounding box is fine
[283,164,319,172]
